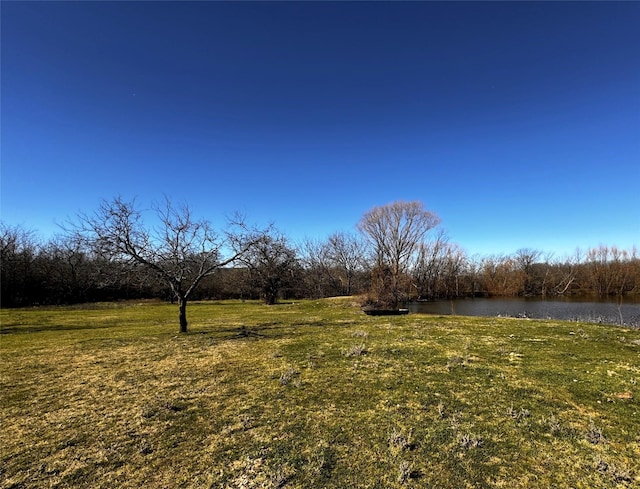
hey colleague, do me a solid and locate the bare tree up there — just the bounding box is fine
[585,245,637,298]
[413,233,470,299]
[358,200,440,308]
[299,232,367,298]
[440,242,467,298]
[551,249,582,296]
[479,255,525,296]
[412,229,449,299]
[41,234,97,304]
[324,232,367,296]
[72,197,254,332]
[514,248,542,296]
[0,223,41,307]
[236,227,299,305]
[298,237,332,298]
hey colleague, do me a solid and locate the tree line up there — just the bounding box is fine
[2,198,639,326]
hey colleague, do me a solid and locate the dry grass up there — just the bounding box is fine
[1,298,639,488]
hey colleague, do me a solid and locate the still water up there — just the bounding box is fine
[407,297,640,327]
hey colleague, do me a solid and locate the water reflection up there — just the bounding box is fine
[407,297,640,327]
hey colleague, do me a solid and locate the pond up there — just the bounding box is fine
[407,297,640,327]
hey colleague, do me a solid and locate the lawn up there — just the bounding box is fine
[1,298,638,488]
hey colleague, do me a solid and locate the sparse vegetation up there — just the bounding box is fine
[387,427,413,454]
[1,298,639,488]
[3,217,639,312]
[343,343,367,357]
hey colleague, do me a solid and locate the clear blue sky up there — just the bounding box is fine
[2,1,639,257]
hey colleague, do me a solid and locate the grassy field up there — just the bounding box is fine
[1,298,638,488]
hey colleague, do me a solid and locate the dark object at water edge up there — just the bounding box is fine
[362,308,409,316]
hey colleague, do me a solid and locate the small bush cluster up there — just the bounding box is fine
[585,422,605,445]
[397,460,413,484]
[343,344,367,357]
[446,354,474,371]
[595,458,633,484]
[351,330,369,338]
[541,415,563,435]
[506,405,531,421]
[388,428,413,455]
[279,367,299,386]
[458,433,484,449]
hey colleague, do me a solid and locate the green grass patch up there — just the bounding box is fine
[1,298,639,488]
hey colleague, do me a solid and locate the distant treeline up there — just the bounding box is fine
[2,222,638,308]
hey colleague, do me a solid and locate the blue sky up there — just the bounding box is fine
[2,1,639,257]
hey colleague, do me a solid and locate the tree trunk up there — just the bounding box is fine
[178,296,188,333]
[265,286,278,305]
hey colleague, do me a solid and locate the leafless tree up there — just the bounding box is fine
[514,248,542,296]
[299,232,367,298]
[71,196,255,332]
[479,255,525,296]
[298,237,332,298]
[550,249,582,296]
[235,227,299,305]
[40,234,96,304]
[324,232,367,296]
[0,223,41,307]
[440,242,467,298]
[585,245,637,298]
[413,229,449,299]
[358,200,440,308]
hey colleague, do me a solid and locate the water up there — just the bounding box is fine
[407,297,640,327]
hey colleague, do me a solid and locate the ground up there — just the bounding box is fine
[1,298,638,488]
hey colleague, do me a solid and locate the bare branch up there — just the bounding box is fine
[68,196,252,332]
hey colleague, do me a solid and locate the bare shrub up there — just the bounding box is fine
[595,458,632,484]
[585,422,605,444]
[138,440,153,455]
[542,415,563,435]
[397,460,413,484]
[446,355,468,371]
[612,467,632,484]
[388,428,413,454]
[240,414,254,431]
[344,344,367,357]
[506,405,531,421]
[279,367,299,386]
[458,433,484,449]
[270,466,294,488]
